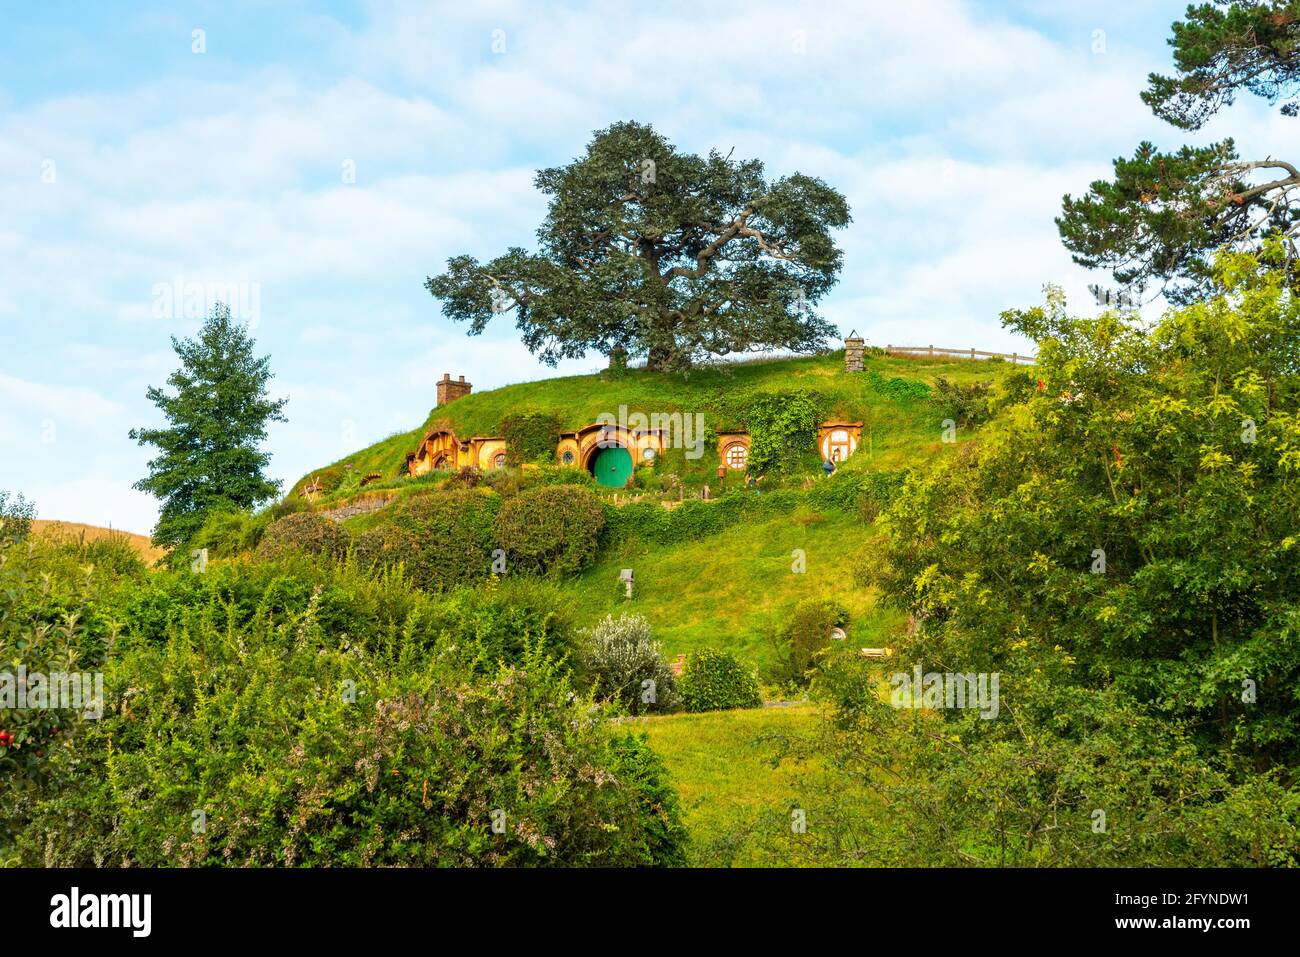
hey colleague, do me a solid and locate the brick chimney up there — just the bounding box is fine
[437,373,472,406]
[844,331,864,373]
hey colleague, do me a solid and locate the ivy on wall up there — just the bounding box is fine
[499,411,566,465]
[740,389,824,474]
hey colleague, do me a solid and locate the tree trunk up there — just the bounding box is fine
[645,345,672,371]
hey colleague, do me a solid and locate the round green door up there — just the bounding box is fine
[591,446,634,487]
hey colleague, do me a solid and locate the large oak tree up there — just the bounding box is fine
[1059,1,1300,303]
[426,121,851,371]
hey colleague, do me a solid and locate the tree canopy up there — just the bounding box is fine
[130,304,287,549]
[426,121,851,371]
[1059,1,1300,303]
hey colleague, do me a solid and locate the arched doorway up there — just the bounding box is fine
[590,446,634,487]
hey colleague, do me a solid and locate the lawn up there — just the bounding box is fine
[633,703,879,866]
[557,506,906,667]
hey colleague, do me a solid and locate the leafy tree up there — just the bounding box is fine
[1058,1,1300,302]
[426,121,851,371]
[129,304,287,549]
[878,247,1300,771]
[0,491,35,549]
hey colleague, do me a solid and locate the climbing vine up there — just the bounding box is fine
[499,411,565,465]
[740,389,824,475]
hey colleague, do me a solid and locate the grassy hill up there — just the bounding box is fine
[31,520,165,564]
[291,349,1023,503]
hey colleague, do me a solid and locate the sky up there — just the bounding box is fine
[2,0,1297,535]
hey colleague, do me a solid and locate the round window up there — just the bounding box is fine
[562,450,575,465]
[494,453,507,469]
[642,448,656,462]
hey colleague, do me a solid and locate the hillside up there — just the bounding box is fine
[291,349,1024,503]
[31,520,166,564]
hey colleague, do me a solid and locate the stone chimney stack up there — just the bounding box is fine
[437,373,472,406]
[844,331,864,373]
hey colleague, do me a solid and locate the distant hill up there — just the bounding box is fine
[32,520,165,565]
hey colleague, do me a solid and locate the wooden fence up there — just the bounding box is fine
[882,344,1037,364]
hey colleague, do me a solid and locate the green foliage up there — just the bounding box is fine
[1059,3,1300,301]
[1143,1,1300,130]
[741,389,823,474]
[255,512,348,562]
[493,485,605,575]
[810,253,1300,864]
[765,598,847,690]
[351,523,419,574]
[867,370,931,402]
[0,491,35,548]
[679,648,762,712]
[190,507,270,559]
[577,613,682,715]
[425,120,850,371]
[932,377,994,428]
[2,536,684,867]
[129,304,288,549]
[499,411,565,465]
[801,652,1300,866]
[392,489,500,590]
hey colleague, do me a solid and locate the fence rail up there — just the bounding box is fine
[882,344,1037,364]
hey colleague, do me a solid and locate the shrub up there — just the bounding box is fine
[191,507,270,558]
[351,523,419,573]
[578,614,681,715]
[445,465,483,489]
[493,485,605,575]
[679,648,762,712]
[255,512,348,562]
[11,598,687,867]
[392,489,500,590]
[766,598,847,689]
[867,370,931,402]
[499,411,565,466]
[423,578,578,669]
[933,377,994,427]
[0,490,35,548]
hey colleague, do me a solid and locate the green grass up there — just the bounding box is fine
[633,703,877,866]
[557,507,904,668]
[292,349,1020,501]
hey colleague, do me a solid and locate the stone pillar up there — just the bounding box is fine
[436,373,472,406]
[844,331,864,373]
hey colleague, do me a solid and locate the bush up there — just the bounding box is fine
[493,485,605,575]
[0,490,35,548]
[423,578,578,669]
[679,648,762,712]
[578,614,681,715]
[255,512,348,562]
[392,489,500,590]
[191,507,270,558]
[766,598,847,689]
[11,597,687,867]
[933,377,994,427]
[351,523,419,574]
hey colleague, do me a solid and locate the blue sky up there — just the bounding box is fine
[2,0,1295,534]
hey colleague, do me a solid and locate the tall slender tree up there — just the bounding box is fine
[130,304,287,548]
